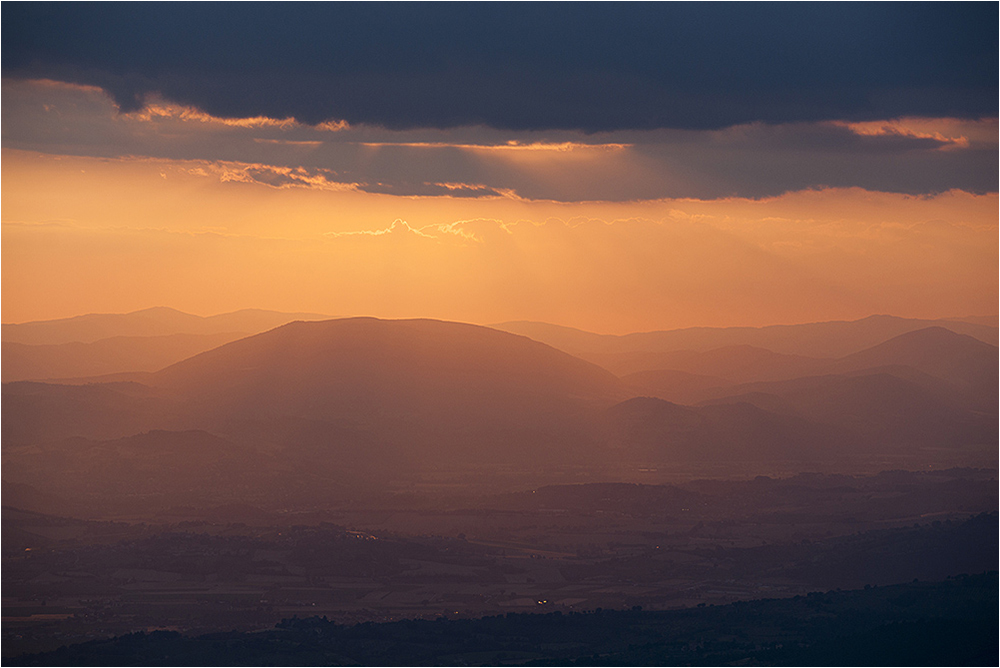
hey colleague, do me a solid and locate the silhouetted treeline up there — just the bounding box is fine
[11,572,997,666]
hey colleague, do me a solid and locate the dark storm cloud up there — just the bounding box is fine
[4,78,997,199]
[3,3,996,131]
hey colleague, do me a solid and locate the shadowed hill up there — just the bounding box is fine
[620,368,728,405]
[600,328,999,422]
[697,372,993,450]
[149,318,625,426]
[1,381,174,448]
[604,396,846,463]
[1,307,330,345]
[147,318,627,467]
[828,326,998,405]
[682,328,999,447]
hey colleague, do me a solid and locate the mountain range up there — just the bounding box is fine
[2,307,332,345]
[2,311,996,514]
[493,315,998,358]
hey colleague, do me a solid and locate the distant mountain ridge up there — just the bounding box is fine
[595,345,824,380]
[493,314,999,357]
[1,332,246,382]
[604,396,846,462]
[621,326,998,412]
[2,307,331,345]
[828,326,998,398]
[3,316,995,508]
[944,315,999,327]
[1,308,335,381]
[694,371,993,451]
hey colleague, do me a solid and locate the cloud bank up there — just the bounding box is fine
[3,4,996,132]
[4,80,996,200]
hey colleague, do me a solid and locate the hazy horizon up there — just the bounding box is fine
[4,305,999,336]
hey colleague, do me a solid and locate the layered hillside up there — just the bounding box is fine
[3,317,994,512]
[2,319,628,498]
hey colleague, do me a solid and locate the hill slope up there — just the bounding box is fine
[150,318,624,423]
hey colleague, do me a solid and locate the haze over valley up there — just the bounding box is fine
[4,310,996,513]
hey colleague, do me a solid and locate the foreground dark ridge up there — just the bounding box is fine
[11,573,997,666]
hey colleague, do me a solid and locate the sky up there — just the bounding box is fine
[2,4,997,333]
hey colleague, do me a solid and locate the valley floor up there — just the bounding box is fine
[9,573,998,666]
[4,468,996,662]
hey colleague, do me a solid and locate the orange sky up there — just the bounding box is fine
[2,79,997,332]
[3,144,996,333]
